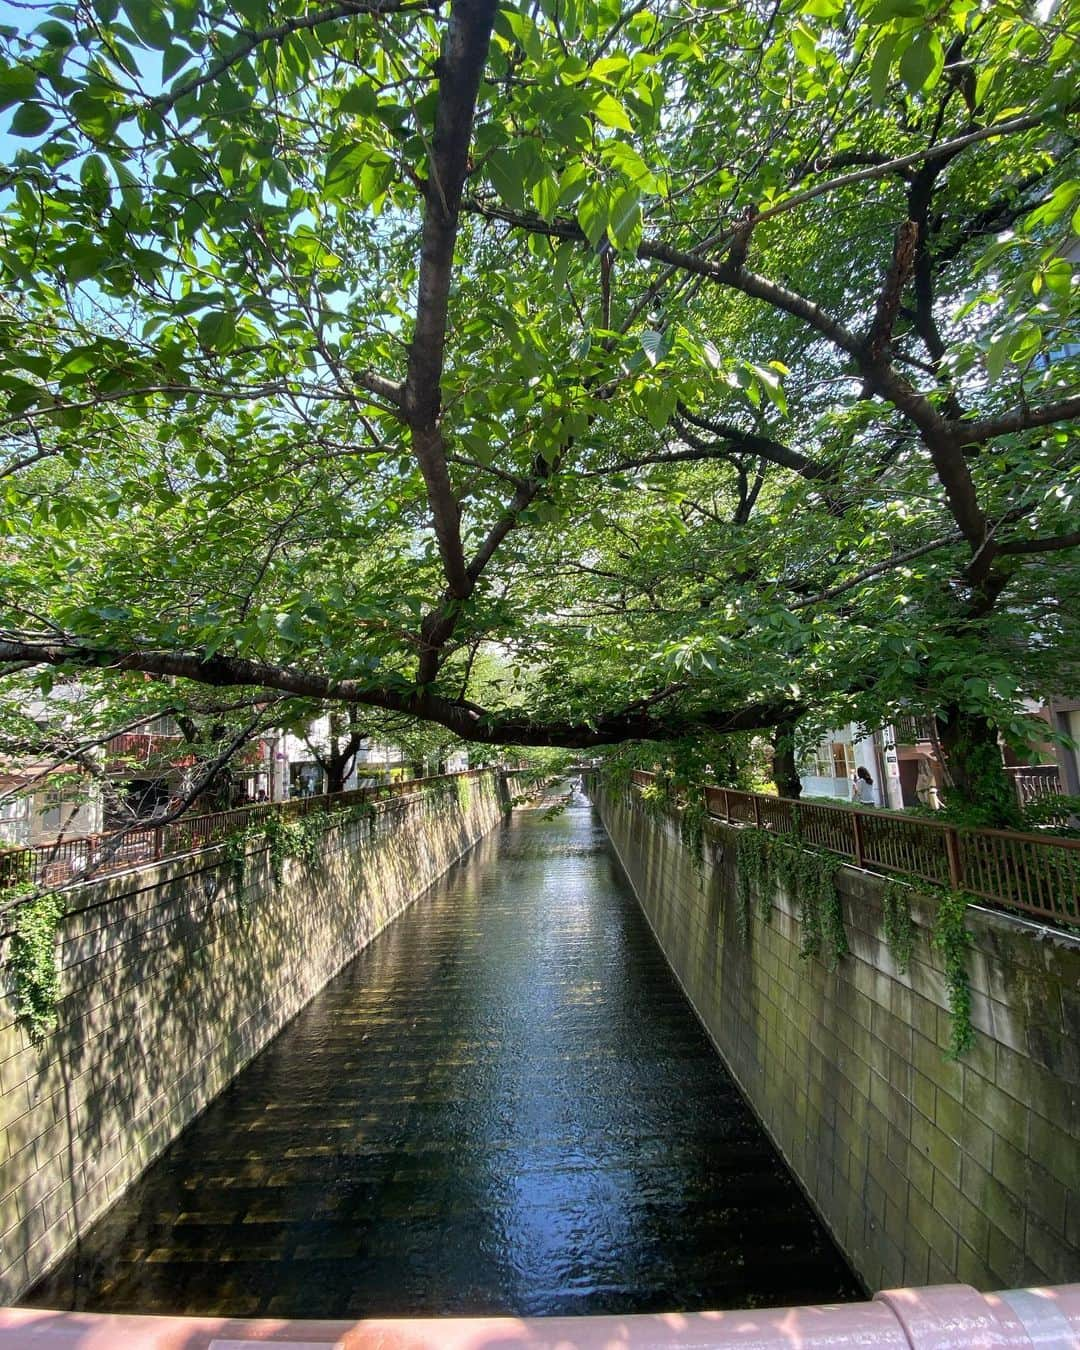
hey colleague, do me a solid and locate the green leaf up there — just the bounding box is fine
[607,185,642,252]
[592,93,633,132]
[162,43,191,80]
[0,64,37,110]
[10,102,52,136]
[324,141,376,201]
[197,310,237,352]
[791,26,818,67]
[867,0,925,19]
[576,182,609,246]
[643,382,678,430]
[36,20,73,46]
[868,36,895,106]
[70,91,120,141]
[985,331,1012,383]
[531,175,559,222]
[123,0,171,49]
[59,243,109,285]
[590,55,630,83]
[898,32,941,94]
[488,147,527,212]
[640,329,667,365]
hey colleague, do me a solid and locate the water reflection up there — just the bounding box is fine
[27,791,861,1317]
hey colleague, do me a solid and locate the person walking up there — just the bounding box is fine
[851,765,876,806]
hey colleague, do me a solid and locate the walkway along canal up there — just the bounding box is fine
[24,788,860,1318]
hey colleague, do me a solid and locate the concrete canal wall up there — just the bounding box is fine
[0,773,504,1302]
[594,782,1080,1294]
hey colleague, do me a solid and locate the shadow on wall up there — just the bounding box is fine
[0,776,501,1304]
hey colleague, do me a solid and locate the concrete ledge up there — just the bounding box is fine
[2,1284,1078,1347]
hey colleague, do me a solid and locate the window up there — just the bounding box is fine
[831,742,855,779]
[801,741,834,778]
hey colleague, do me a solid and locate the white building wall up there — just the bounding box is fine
[799,724,885,806]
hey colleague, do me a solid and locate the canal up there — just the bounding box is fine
[27,789,861,1318]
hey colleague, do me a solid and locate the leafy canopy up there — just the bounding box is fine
[0,0,1076,777]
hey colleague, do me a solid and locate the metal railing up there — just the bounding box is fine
[627,770,1079,925]
[891,715,937,745]
[1006,764,1063,805]
[0,770,487,897]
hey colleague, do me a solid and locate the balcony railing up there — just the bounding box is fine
[891,715,937,746]
[626,770,1079,926]
[1006,764,1063,805]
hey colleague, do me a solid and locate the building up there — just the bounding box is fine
[799,708,1071,813]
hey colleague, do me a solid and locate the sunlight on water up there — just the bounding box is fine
[27,789,861,1318]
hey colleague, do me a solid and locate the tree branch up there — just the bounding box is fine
[0,638,803,748]
[404,0,499,610]
[149,0,434,115]
[957,397,1080,444]
[997,530,1080,556]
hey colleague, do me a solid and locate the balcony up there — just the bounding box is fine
[892,715,936,746]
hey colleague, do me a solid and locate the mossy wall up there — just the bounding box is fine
[595,783,1080,1293]
[0,774,503,1303]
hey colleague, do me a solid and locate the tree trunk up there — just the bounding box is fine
[325,757,348,796]
[772,719,803,800]
[934,706,1021,828]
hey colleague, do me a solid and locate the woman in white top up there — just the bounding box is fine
[851,766,876,806]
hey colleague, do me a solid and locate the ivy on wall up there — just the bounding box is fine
[224,800,378,910]
[931,890,975,1059]
[731,826,848,969]
[881,879,916,975]
[11,890,65,1041]
[624,781,983,1059]
[4,782,478,1041]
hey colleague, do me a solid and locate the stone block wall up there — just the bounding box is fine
[0,773,503,1302]
[595,783,1080,1294]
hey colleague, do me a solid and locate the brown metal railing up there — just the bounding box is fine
[628,770,1079,925]
[0,770,487,898]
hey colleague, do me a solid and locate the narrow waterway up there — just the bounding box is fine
[28,789,861,1318]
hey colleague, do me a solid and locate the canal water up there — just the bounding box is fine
[27,789,861,1318]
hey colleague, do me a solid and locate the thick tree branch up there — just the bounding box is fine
[404,0,499,610]
[957,397,1080,444]
[0,638,805,748]
[674,411,831,479]
[997,530,1080,556]
[867,219,919,361]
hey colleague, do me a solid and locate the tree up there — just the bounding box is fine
[0,0,1077,823]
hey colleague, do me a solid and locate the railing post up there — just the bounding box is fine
[851,811,864,868]
[945,826,963,891]
[153,826,163,861]
[753,795,762,828]
[722,788,730,822]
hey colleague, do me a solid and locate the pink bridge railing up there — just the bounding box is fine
[628,770,1080,925]
[2,1283,1079,1347]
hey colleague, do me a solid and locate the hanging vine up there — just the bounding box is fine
[11,890,65,1041]
[881,879,916,974]
[734,828,769,938]
[932,890,974,1059]
[223,800,377,907]
[679,786,709,872]
[730,828,847,968]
